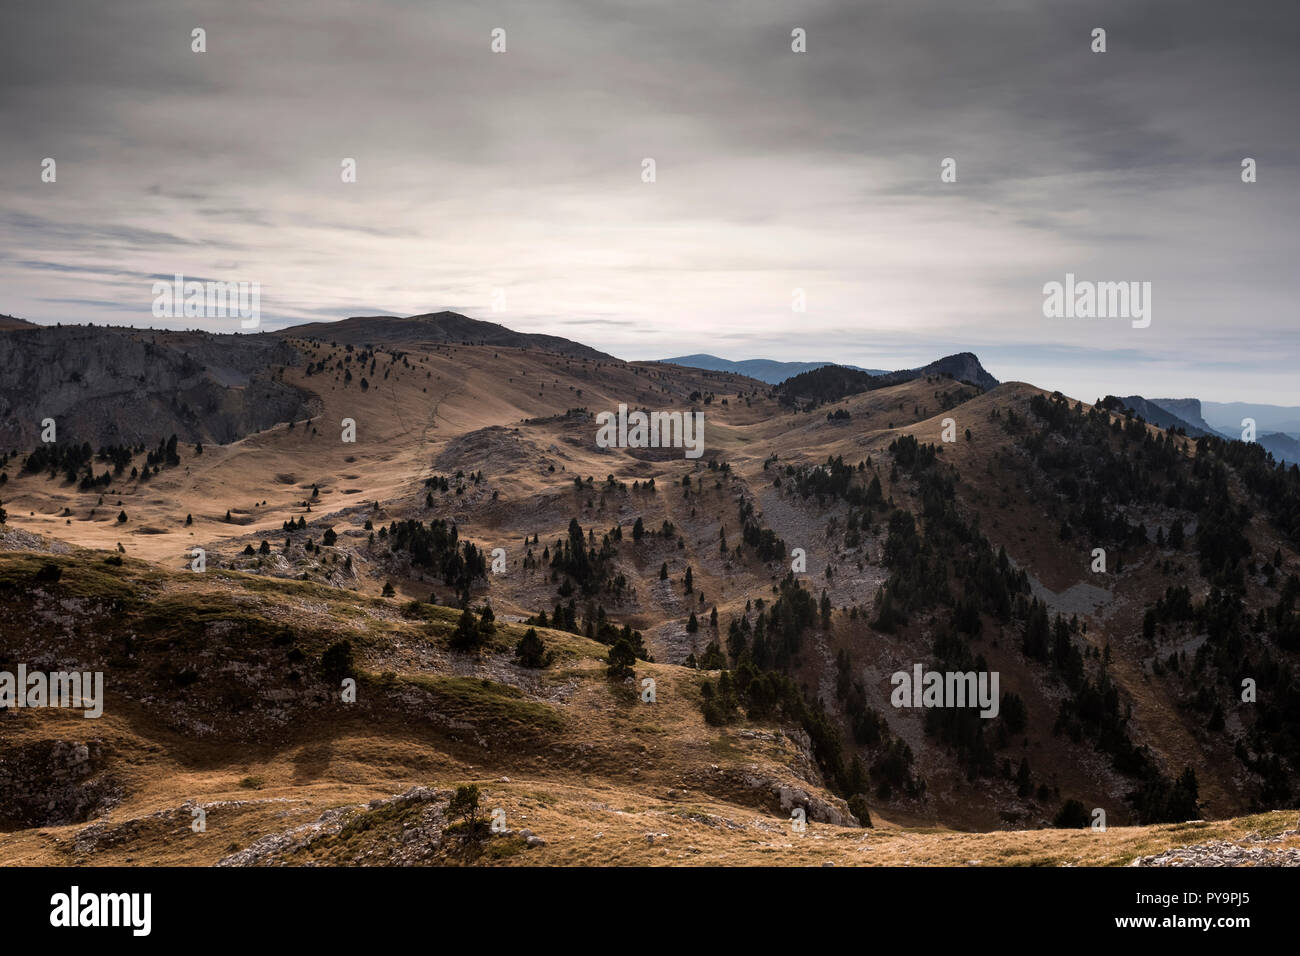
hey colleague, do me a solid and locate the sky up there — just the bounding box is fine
[2,0,1297,404]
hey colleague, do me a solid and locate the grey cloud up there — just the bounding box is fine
[0,0,1296,402]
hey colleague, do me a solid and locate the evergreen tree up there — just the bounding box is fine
[606,638,636,679]
[450,607,483,651]
[514,627,552,668]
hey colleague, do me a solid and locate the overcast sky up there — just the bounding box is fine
[2,0,1297,403]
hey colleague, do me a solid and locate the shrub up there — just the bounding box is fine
[847,794,873,828]
[1053,798,1091,829]
[450,608,484,651]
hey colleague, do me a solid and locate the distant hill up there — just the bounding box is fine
[1117,396,1296,461]
[777,365,876,408]
[278,310,613,360]
[658,354,887,384]
[1200,400,1300,438]
[1147,398,1227,438]
[777,352,998,408]
[1116,396,1219,437]
[1258,432,1300,465]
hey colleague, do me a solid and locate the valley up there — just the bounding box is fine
[1,312,1298,865]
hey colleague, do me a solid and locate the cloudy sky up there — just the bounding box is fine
[2,0,1297,403]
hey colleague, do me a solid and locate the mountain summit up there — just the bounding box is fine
[277,310,613,360]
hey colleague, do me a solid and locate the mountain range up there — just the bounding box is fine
[658,354,889,383]
[2,308,1300,866]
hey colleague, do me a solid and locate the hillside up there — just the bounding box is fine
[2,547,1296,867]
[277,311,613,361]
[2,315,1299,865]
[0,325,310,449]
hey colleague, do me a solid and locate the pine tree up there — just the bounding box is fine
[606,638,636,679]
[514,627,553,668]
[450,608,482,651]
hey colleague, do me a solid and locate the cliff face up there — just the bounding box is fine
[1117,396,1213,437]
[1149,398,1223,437]
[0,326,314,449]
[868,352,1000,391]
[920,352,999,390]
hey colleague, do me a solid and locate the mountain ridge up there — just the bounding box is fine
[658,354,889,384]
[276,310,614,361]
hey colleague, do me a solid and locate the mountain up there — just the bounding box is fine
[1258,432,1300,465]
[1115,396,1217,437]
[3,313,1299,866]
[278,310,613,360]
[1146,398,1227,438]
[658,354,888,384]
[869,351,999,391]
[1200,401,1300,439]
[778,352,999,407]
[1123,396,1298,460]
[659,352,997,390]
